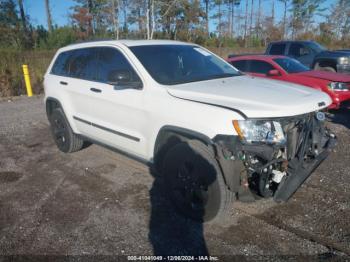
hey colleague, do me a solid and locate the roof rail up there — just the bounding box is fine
[67,38,116,46]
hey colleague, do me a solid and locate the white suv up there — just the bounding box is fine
[44,40,336,222]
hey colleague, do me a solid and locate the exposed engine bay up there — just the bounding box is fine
[214,112,337,202]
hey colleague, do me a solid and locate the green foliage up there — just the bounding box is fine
[0,0,349,97]
[39,27,77,49]
[0,50,54,96]
[0,0,23,49]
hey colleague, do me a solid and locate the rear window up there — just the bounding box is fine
[51,52,70,76]
[269,43,286,55]
[50,48,100,81]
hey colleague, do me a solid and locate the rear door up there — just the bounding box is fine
[49,48,100,135]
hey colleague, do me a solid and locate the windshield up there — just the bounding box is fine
[273,58,310,74]
[129,45,241,85]
[307,42,326,53]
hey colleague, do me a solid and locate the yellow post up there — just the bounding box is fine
[22,64,33,97]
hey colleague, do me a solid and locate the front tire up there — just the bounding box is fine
[162,140,234,222]
[49,108,84,153]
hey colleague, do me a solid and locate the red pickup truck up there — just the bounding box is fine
[227,55,350,109]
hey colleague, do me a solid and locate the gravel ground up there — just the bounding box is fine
[0,96,349,261]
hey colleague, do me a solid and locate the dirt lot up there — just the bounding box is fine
[0,96,349,261]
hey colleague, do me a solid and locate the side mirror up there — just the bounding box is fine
[267,69,281,76]
[108,69,143,90]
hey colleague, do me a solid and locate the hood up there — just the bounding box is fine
[294,70,350,82]
[166,76,332,118]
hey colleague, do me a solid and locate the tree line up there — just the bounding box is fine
[0,0,349,50]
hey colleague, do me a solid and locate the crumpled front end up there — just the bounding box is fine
[214,112,337,202]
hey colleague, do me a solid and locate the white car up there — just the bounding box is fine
[44,40,336,222]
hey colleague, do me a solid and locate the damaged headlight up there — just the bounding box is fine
[233,120,286,145]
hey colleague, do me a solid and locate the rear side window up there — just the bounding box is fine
[51,48,99,81]
[97,47,140,83]
[269,43,286,55]
[231,60,248,72]
[51,52,70,76]
[247,60,274,74]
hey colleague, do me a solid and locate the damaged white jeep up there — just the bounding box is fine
[44,40,336,222]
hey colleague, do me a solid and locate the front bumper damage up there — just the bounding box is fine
[214,112,337,202]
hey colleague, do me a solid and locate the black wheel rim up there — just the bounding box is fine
[171,161,209,213]
[52,117,67,149]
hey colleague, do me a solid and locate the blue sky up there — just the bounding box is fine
[24,0,335,31]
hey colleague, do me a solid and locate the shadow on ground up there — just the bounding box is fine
[148,150,212,257]
[328,106,350,130]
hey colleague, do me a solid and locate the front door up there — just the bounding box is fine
[81,46,149,159]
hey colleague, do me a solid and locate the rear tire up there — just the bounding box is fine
[49,108,84,153]
[162,140,234,222]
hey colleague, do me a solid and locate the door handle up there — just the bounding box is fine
[90,88,102,93]
[60,81,68,85]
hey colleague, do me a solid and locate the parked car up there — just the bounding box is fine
[228,55,350,109]
[265,40,350,74]
[44,40,336,222]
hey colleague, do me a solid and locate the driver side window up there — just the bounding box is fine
[247,60,275,74]
[97,47,141,84]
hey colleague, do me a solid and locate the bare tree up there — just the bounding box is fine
[17,0,32,47]
[249,0,254,40]
[244,0,248,46]
[18,0,28,32]
[44,0,53,32]
[111,0,119,39]
[203,0,210,36]
[278,0,288,38]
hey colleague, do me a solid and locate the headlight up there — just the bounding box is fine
[233,120,286,145]
[339,57,350,65]
[328,82,349,91]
